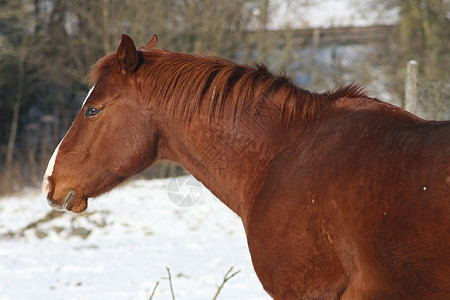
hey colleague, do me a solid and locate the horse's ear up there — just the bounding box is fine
[142,34,158,50]
[117,34,138,74]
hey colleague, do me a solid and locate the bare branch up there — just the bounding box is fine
[162,267,176,300]
[212,266,241,300]
[148,281,159,300]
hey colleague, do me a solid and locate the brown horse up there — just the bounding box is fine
[42,34,450,299]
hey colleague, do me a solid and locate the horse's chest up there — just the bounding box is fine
[246,199,350,298]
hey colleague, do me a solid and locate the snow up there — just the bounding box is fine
[0,178,270,300]
[270,0,399,29]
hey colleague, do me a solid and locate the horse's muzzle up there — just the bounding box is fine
[45,190,74,212]
[43,177,77,212]
[47,198,65,211]
[42,178,50,199]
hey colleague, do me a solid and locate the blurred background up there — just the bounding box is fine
[0,0,449,194]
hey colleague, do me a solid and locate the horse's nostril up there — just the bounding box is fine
[64,190,75,211]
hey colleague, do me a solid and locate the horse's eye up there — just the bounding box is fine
[85,107,100,117]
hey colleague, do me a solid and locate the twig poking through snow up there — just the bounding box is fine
[212,266,241,300]
[148,281,159,300]
[163,267,176,300]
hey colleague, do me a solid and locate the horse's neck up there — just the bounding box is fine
[155,99,287,221]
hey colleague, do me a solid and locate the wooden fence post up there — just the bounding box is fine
[311,29,321,91]
[405,60,418,114]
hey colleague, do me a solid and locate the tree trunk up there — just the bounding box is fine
[102,0,110,54]
[4,31,29,186]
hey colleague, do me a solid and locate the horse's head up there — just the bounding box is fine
[42,34,160,213]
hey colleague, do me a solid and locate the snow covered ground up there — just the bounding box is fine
[0,178,270,300]
[270,0,399,29]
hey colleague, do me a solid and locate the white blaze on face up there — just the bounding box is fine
[42,86,95,197]
[82,85,95,107]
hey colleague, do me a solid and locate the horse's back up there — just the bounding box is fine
[247,100,450,299]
